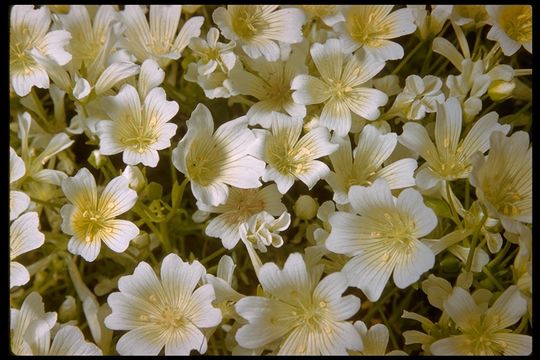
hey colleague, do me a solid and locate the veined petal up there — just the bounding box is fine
[430,335,473,355]
[184,284,222,328]
[172,16,204,54]
[342,253,394,302]
[460,111,510,161]
[67,236,102,262]
[344,87,388,121]
[149,5,181,47]
[396,188,437,237]
[348,179,394,216]
[376,158,417,189]
[95,62,140,95]
[61,168,97,210]
[10,261,30,288]
[144,87,179,124]
[138,59,165,99]
[10,190,30,221]
[491,333,532,355]
[434,98,462,156]
[443,287,481,331]
[99,175,137,217]
[485,286,527,330]
[40,30,72,66]
[115,326,165,355]
[310,39,343,81]
[101,219,139,253]
[291,75,331,104]
[320,99,351,137]
[10,212,44,259]
[392,240,434,288]
[399,122,439,165]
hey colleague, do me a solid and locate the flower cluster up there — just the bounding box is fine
[10,4,532,355]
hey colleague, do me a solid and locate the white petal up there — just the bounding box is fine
[10,190,30,221]
[101,220,139,253]
[67,236,102,262]
[10,261,30,288]
[399,122,439,165]
[184,284,222,328]
[95,62,140,95]
[144,87,179,124]
[348,179,394,216]
[320,100,351,137]
[392,240,434,288]
[10,212,45,258]
[310,39,343,80]
[443,287,480,331]
[205,215,241,249]
[160,254,204,304]
[485,286,527,330]
[430,335,473,355]
[342,254,394,302]
[491,333,532,355]
[291,75,330,104]
[10,147,26,183]
[99,175,138,217]
[40,30,72,65]
[49,325,102,355]
[396,188,437,237]
[172,16,204,54]
[377,158,417,189]
[434,98,462,154]
[138,59,165,99]
[116,326,164,355]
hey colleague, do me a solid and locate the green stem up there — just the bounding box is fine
[200,247,227,265]
[363,286,399,322]
[445,181,462,229]
[378,306,400,350]
[487,241,512,268]
[482,266,504,291]
[465,213,487,272]
[464,180,471,210]
[515,313,529,334]
[132,203,166,249]
[392,41,424,75]
[160,220,172,253]
[471,26,483,60]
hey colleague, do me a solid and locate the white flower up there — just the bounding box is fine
[11,292,101,355]
[259,112,338,194]
[486,5,532,56]
[60,167,139,262]
[408,5,452,40]
[226,45,308,128]
[326,179,437,301]
[10,147,30,221]
[105,253,222,355]
[10,5,71,96]
[23,323,102,355]
[119,5,204,67]
[469,131,532,233]
[197,184,286,249]
[172,103,265,206]
[213,5,306,61]
[333,5,417,60]
[235,253,362,355]
[399,97,510,190]
[326,125,417,204]
[10,212,45,288]
[444,58,514,122]
[392,74,445,120]
[430,286,532,355]
[137,59,166,100]
[351,321,408,355]
[450,5,489,27]
[96,84,178,167]
[184,64,236,99]
[57,5,117,69]
[292,39,388,136]
[11,292,57,355]
[188,27,237,76]
[299,5,344,27]
[240,211,291,252]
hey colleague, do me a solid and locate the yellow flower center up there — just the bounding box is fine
[377,211,418,256]
[231,6,267,40]
[157,304,187,330]
[119,116,159,154]
[222,189,266,224]
[9,27,37,72]
[346,8,390,47]
[268,141,312,176]
[483,183,522,217]
[499,5,532,43]
[72,208,108,242]
[327,79,353,101]
[186,138,226,186]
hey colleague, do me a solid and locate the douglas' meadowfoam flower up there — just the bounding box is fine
[486,5,532,56]
[197,184,287,249]
[259,112,338,194]
[399,97,510,190]
[60,168,139,262]
[10,5,72,96]
[391,74,445,120]
[333,5,417,60]
[292,39,388,136]
[172,104,266,206]
[213,5,306,61]
[235,253,362,355]
[188,27,237,76]
[430,286,532,355]
[351,321,408,355]
[470,131,531,233]
[96,84,179,168]
[226,45,308,128]
[105,253,222,355]
[10,212,45,288]
[119,5,204,68]
[299,5,344,27]
[326,179,437,301]
[325,125,417,204]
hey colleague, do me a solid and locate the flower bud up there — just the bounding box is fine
[88,150,106,169]
[58,295,78,323]
[122,165,146,192]
[488,80,515,102]
[294,195,318,220]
